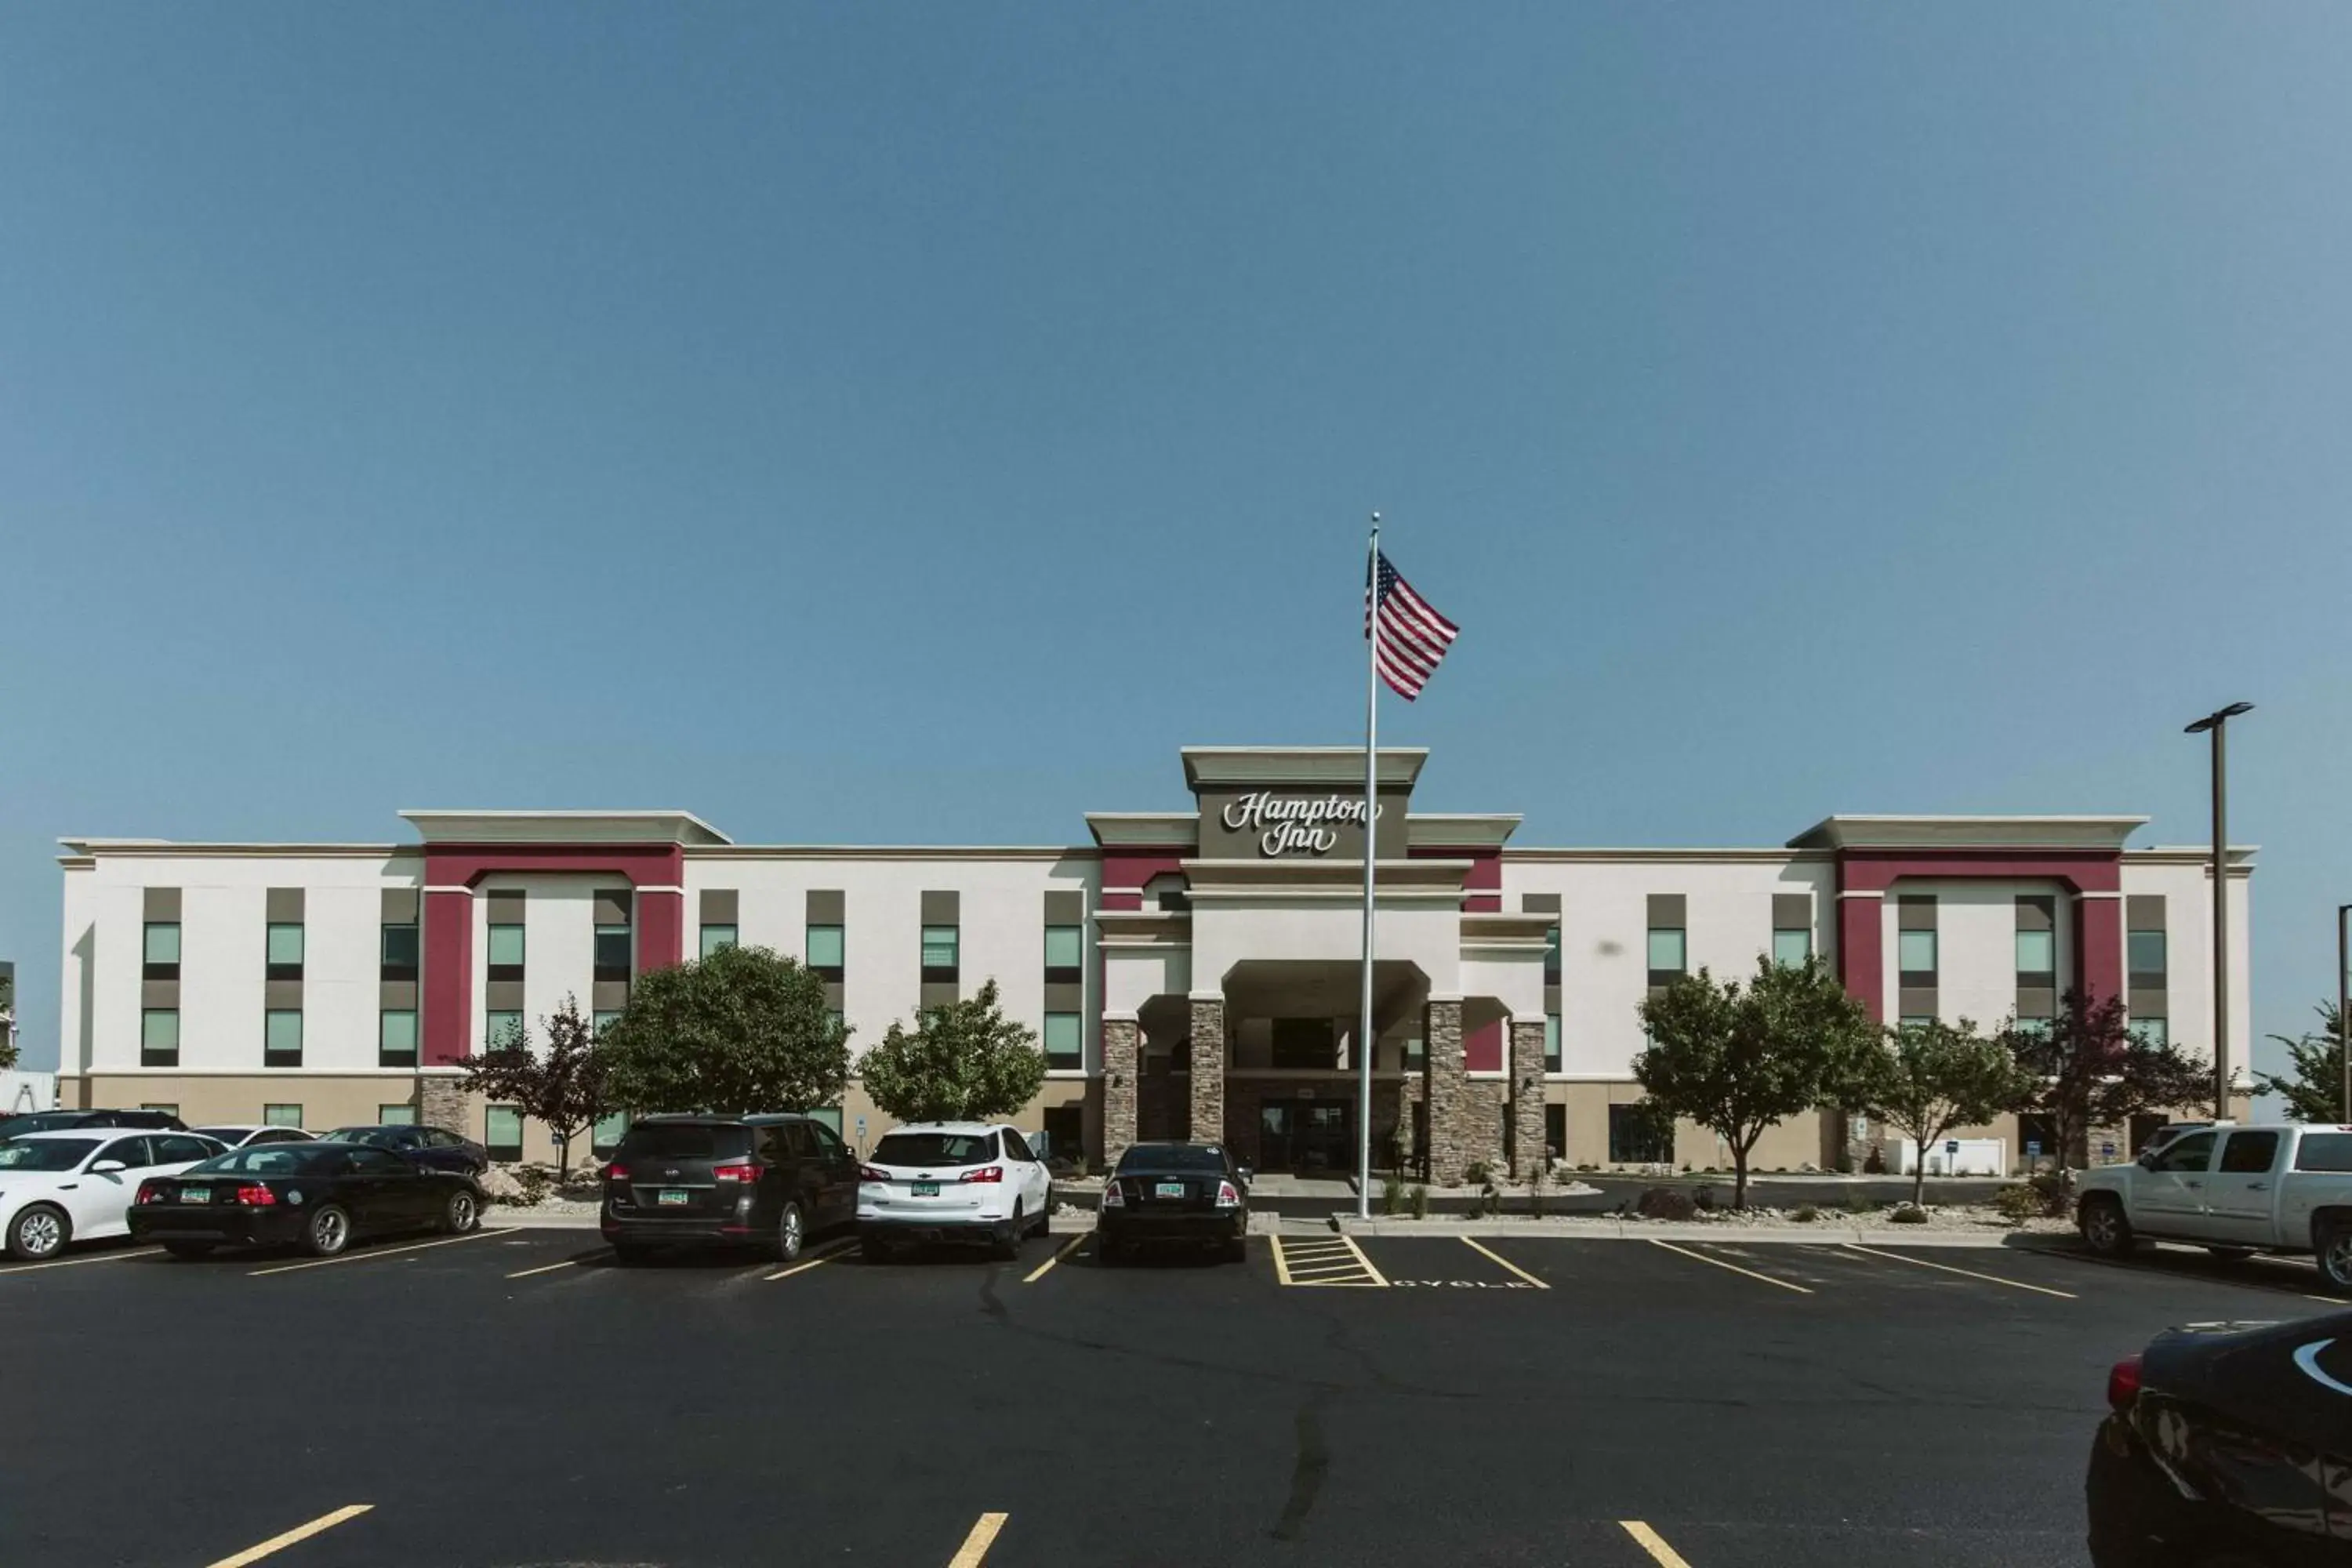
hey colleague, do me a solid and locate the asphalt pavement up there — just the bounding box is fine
[1,1223,2341,1567]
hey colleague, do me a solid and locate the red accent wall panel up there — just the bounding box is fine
[2076,895,2124,1007]
[1837,895,1885,1025]
[637,888,684,975]
[422,888,474,1067]
[1099,850,1189,913]
[1465,1014,1504,1073]
[1410,845,1502,912]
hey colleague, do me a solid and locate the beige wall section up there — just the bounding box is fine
[72,1074,421,1131]
[1547,1081,1834,1174]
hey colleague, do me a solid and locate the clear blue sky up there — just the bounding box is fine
[5,5,2348,1084]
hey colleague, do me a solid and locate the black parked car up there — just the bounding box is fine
[128,1140,482,1258]
[1097,1142,1250,1263]
[318,1123,489,1176]
[2088,1310,2352,1566]
[0,1108,189,1134]
[601,1114,858,1265]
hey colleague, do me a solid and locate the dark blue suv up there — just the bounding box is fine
[318,1123,489,1176]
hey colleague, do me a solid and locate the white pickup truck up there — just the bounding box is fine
[2077,1122,2352,1290]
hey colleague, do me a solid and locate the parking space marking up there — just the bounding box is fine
[248,1229,498,1276]
[1270,1233,1387,1287]
[1648,1239,1813,1294]
[763,1237,859,1281]
[1619,1519,1695,1567]
[506,1254,596,1279]
[204,1503,372,1567]
[1841,1243,2077,1299]
[0,1246,163,1276]
[1458,1236,1549,1289]
[946,1511,1007,1568]
[1023,1233,1088,1283]
[2016,1243,2344,1305]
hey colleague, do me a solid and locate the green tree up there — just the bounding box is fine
[599,945,851,1118]
[455,996,611,1180]
[861,979,1046,1124]
[1853,1018,2033,1205]
[2256,1000,2348,1122]
[2002,989,2209,1198]
[1633,955,1878,1209]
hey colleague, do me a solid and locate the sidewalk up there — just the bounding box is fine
[1335,1214,2060,1249]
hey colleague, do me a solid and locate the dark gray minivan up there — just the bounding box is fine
[600,1114,859,1265]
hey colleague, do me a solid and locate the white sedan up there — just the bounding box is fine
[856,1122,1053,1260]
[0,1129,226,1260]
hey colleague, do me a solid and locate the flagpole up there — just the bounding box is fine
[1357,514,1379,1221]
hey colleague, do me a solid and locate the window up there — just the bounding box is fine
[97,1137,155,1170]
[1645,927,1686,986]
[377,1103,418,1126]
[593,1010,621,1038]
[264,1104,303,1128]
[486,921,524,980]
[1897,929,1938,985]
[140,1007,180,1068]
[347,1146,407,1176]
[143,920,181,980]
[808,1120,848,1159]
[872,1130,996,1167]
[1145,873,1190,913]
[920,925,959,981]
[2129,1015,2168,1049]
[380,921,419,980]
[1044,924,1083,982]
[592,1112,630,1156]
[700,924,738,959]
[1000,1127,1035,1163]
[2009,1017,2051,1040]
[2296,1133,2352,1173]
[1044,1011,1081,1071]
[1900,1015,1935,1029]
[1041,1105,1083,1167]
[155,1134,214,1165]
[1403,1035,1424,1069]
[1272,1018,1337,1071]
[140,1102,179,1117]
[379,1009,419,1067]
[485,1106,524,1162]
[2014,929,2055,980]
[1544,924,1561,982]
[2217,1131,2279,1174]
[594,924,632,982]
[265,922,304,981]
[804,1107,844,1138]
[1543,1014,1561,1073]
[1773,927,1812,967]
[1544,1103,1566,1162]
[2129,929,2167,982]
[2151,1131,2215,1173]
[824,1007,845,1037]
[806,924,844,979]
[485,1011,524,1048]
[1607,1103,1672,1164]
[264,1009,303,1068]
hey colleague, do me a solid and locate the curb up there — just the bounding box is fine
[481,1211,604,1231]
[1331,1214,2071,1249]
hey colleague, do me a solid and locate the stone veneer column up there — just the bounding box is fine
[1509,1017,1548,1179]
[1101,1015,1140,1172]
[1423,996,1467,1185]
[1188,994,1225,1144]
[419,1073,469,1137]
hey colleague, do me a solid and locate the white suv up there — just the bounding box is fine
[857,1122,1052,1261]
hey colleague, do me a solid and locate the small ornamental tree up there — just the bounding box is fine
[1633,955,1878,1209]
[599,944,851,1118]
[455,995,611,1180]
[2003,989,2209,1198]
[1853,1018,2034,1205]
[2256,1000,2349,1122]
[861,979,1047,1124]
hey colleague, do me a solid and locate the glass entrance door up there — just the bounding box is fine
[1258,1099,1352,1174]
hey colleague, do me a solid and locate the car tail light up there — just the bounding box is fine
[1101,1179,1126,1208]
[136,1179,169,1205]
[2107,1354,2143,1410]
[605,1165,628,1183]
[960,1165,1004,1184]
[1215,1180,1242,1208]
[713,1160,757,1183]
[860,1165,890,1183]
[234,1184,277,1207]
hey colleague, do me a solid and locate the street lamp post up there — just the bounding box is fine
[2338,903,2350,1122]
[2184,702,2253,1122]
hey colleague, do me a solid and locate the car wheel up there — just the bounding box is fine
[5,1204,68,1261]
[2079,1196,2134,1258]
[2202,1246,2255,1262]
[303,1203,352,1258]
[440,1189,479,1235]
[776,1200,807,1263]
[163,1242,216,1261]
[993,1203,1022,1261]
[2319,1218,2352,1292]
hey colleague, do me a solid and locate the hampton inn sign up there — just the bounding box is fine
[1221,793,1384,857]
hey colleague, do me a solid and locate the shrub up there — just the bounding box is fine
[1862,1146,1887,1174]
[1381,1169,1406,1217]
[1889,1201,1929,1225]
[1693,1183,1719,1212]
[1992,1185,2043,1225]
[1410,1185,1429,1220]
[2029,1170,2074,1218]
[1576,1162,1597,1173]
[1527,1164,1547,1218]
[1635,1185,1698,1221]
[1791,1203,1820,1223]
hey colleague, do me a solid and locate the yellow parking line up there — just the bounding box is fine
[763,1237,858,1281]
[249,1229,496,1276]
[1269,1234,1297,1285]
[1023,1233,1088,1283]
[1286,1260,1375,1279]
[946,1511,1007,1568]
[0,1246,164,1276]
[1459,1236,1550,1289]
[1842,1243,2077,1300]
[1649,1239,1813,1294]
[1619,1519,1694,1568]
[1328,1233,1388,1286]
[205,1504,372,1567]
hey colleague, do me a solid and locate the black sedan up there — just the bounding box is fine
[2089,1310,2352,1566]
[318,1123,489,1175]
[1096,1142,1250,1263]
[127,1141,483,1258]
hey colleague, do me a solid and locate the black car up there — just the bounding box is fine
[1096,1142,1250,1263]
[127,1140,483,1258]
[0,1108,189,1134]
[2088,1310,2352,1566]
[318,1123,489,1175]
[601,1114,858,1265]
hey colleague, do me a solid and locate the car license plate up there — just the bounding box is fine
[912,1181,940,1197]
[656,1189,691,1206]
[1156,1181,1185,1199]
[180,1186,209,1204]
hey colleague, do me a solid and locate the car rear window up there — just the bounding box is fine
[1116,1145,1228,1173]
[2295,1131,2352,1172]
[194,1145,345,1175]
[872,1131,996,1167]
[618,1123,752,1161]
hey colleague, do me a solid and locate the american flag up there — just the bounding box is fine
[1365,549,1458,701]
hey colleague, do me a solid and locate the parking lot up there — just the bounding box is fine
[2,1225,2342,1568]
